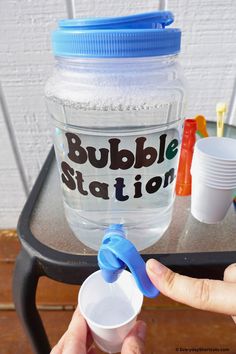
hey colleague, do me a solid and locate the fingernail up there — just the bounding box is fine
[147,259,167,276]
[137,321,147,341]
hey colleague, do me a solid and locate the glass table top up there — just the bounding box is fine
[30,122,236,255]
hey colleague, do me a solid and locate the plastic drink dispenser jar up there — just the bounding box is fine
[45,11,186,251]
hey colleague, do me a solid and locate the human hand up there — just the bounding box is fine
[51,306,146,354]
[146,259,236,323]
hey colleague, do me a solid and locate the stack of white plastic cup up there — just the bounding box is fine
[191,137,236,223]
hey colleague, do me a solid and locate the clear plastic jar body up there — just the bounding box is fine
[45,55,186,250]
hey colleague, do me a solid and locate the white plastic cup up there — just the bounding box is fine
[191,158,236,179]
[194,137,236,163]
[191,153,236,170]
[197,176,236,185]
[78,270,143,354]
[191,170,236,185]
[191,164,236,187]
[191,174,236,190]
[190,173,236,190]
[191,174,235,223]
[192,157,236,171]
[195,171,236,181]
[192,156,236,172]
[195,167,236,177]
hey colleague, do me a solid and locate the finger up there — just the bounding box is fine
[50,342,63,354]
[86,329,94,350]
[121,320,146,354]
[72,308,94,350]
[50,331,68,353]
[224,264,236,283]
[147,259,236,315]
[50,345,61,354]
[62,307,88,354]
[223,264,236,324]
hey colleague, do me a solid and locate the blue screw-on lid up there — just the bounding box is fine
[52,11,181,58]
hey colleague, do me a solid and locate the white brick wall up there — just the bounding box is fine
[0,0,236,227]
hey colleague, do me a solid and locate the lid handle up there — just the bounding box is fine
[98,224,159,298]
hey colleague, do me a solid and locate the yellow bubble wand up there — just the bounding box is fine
[216,102,227,137]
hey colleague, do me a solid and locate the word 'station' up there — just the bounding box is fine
[61,132,179,201]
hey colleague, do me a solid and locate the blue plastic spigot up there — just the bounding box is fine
[98,224,159,298]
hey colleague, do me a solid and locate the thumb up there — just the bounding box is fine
[121,321,146,354]
[146,259,236,315]
[224,263,236,324]
[224,263,236,283]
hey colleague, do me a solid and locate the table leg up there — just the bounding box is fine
[13,248,51,354]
